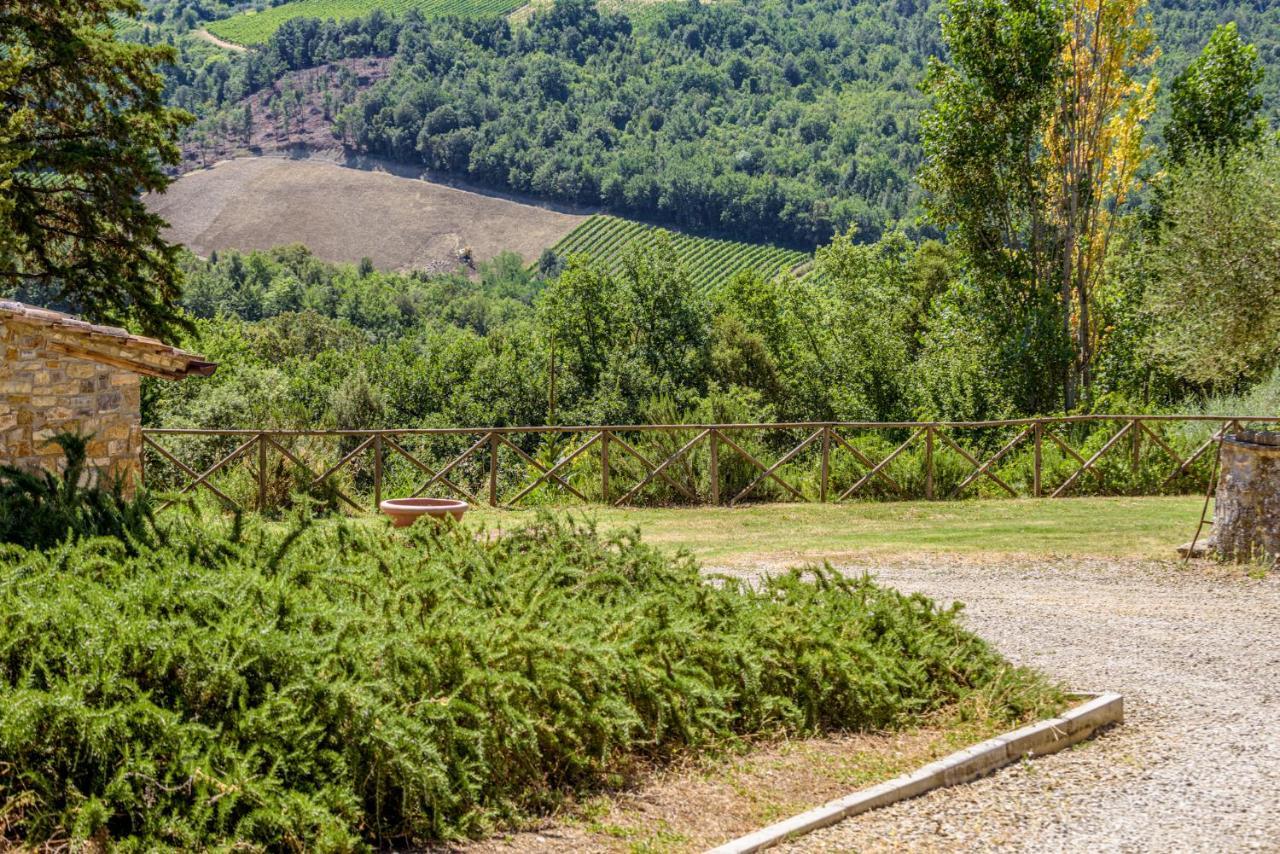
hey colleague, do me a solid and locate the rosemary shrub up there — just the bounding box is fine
[0,513,1057,849]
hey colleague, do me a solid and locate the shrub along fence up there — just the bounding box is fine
[139,415,1275,513]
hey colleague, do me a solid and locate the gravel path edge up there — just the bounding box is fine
[707,692,1124,854]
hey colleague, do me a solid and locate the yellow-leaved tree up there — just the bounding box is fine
[1045,0,1159,407]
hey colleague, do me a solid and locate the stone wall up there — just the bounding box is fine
[1,317,143,488]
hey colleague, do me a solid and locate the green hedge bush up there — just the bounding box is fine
[0,513,1058,849]
[0,433,153,551]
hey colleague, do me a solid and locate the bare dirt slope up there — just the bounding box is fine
[147,156,589,272]
[179,59,390,170]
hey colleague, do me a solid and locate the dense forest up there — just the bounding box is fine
[7,0,1280,432]
[151,0,1280,246]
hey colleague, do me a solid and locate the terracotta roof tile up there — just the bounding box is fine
[0,300,217,380]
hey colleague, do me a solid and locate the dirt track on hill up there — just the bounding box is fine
[194,28,246,52]
[146,156,588,272]
[721,557,1280,852]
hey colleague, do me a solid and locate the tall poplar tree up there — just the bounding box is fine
[922,0,1158,411]
[1046,0,1159,407]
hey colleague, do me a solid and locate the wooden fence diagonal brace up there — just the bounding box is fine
[384,435,483,505]
[1162,420,1237,486]
[1044,430,1087,466]
[496,434,590,503]
[607,433,699,502]
[264,436,363,512]
[732,428,823,505]
[161,433,259,511]
[1137,420,1182,464]
[827,430,905,497]
[509,432,602,505]
[144,434,242,511]
[616,429,710,506]
[715,430,807,501]
[155,433,259,511]
[835,430,924,500]
[312,435,377,489]
[1050,421,1134,498]
[944,428,1027,497]
[391,433,486,502]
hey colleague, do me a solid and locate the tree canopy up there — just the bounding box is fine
[0,0,191,337]
[1143,144,1280,388]
[1166,22,1266,164]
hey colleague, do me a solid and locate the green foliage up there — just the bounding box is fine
[1166,22,1267,165]
[0,433,153,551]
[207,0,525,46]
[1142,143,1280,389]
[540,254,617,396]
[549,216,809,293]
[0,514,1058,848]
[919,0,1069,415]
[0,0,192,338]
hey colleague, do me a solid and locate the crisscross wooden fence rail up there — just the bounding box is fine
[140,415,1278,513]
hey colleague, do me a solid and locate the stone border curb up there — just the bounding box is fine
[706,691,1123,854]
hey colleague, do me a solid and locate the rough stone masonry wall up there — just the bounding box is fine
[1,318,142,487]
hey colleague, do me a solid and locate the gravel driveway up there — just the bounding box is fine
[730,557,1280,852]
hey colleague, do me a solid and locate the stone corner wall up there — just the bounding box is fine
[1,318,143,491]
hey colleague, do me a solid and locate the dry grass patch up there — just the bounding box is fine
[454,702,1028,853]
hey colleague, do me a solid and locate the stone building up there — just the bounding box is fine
[1,301,216,488]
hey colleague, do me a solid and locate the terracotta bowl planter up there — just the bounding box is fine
[379,497,468,528]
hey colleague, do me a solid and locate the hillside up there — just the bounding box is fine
[179,59,391,171]
[147,157,589,271]
[151,155,810,284]
[167,0,1280,250]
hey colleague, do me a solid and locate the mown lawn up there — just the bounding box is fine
[470,495,1203,566]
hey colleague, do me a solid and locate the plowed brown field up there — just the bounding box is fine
[147,156,589,273]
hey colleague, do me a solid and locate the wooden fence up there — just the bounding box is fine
[139,415,1277,513]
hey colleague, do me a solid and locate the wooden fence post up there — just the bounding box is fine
[1131,418,1142,473]
[709,429,720,505]
[257,432,267,511]
[488,432,499,507]
[924,425,935,500]
[1033,421,1043,498]
[373,434,383,510]
[600,430,611,504]
[820,425,831,502]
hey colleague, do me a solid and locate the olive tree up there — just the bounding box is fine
[1143,145,1280,389]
